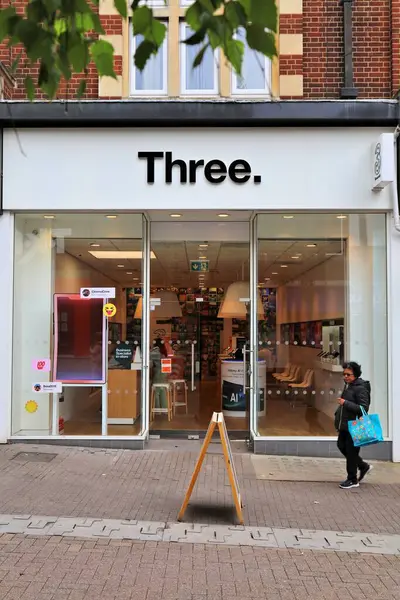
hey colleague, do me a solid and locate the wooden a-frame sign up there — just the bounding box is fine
[177,412,244,525]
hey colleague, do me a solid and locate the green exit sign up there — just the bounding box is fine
[190,260,209,272]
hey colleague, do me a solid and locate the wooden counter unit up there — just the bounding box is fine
[107,368,141,425]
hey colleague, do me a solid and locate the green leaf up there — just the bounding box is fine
[246,25,276,57]
[77,79,87,99]
[91,39,116,77]
[134,38,156,70]
[185,2,202,30]
[198,0,215,13]
[225,2,247,29]
[249,0,277,32]
[208,29,219,50]
[114,0,127,19]
[132,5,152,34]
[24,76,35,101]
[193,43,209,68]
[183,27,206,46]
[149,18,166,46]
[225,38,244,74]
[68,41,89,73]
[237,0,250,16]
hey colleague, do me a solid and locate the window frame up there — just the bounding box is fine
[231,30,272,97]
[179,22,219,96]
[129,21,169,97]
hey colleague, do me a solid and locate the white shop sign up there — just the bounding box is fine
[371,133,395,191]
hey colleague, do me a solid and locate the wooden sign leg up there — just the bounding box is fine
[218,421,244,525]
[177,416,217,521]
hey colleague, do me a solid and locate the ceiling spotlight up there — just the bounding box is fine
[272,272,278,275]
[199,256,207,260]
[170,214,182,218]
[291,256,300,259]
[90,243,100,247]
[283,215,294,219]
[218,213,230,218]
[199,244,208,248]
[280,265,288,268]
[43,215,55,219]
[265,277,271,281]
[306,243,317,248]
[106,215,117,219]
[126,272,133,275]
[117,264,125,268]
[133,277,139,281]
[337,215,347,219]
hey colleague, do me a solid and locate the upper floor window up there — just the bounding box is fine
[232,28,271,96]
[130,26,168,96]
[180,24,218,95]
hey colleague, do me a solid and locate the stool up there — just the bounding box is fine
[151,383,173,421]
[170,379,188,415]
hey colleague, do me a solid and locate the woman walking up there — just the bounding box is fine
[335,361,373,489]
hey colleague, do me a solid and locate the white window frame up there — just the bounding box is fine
[231,31,271,97]
[130,21,168,97]
[180,23,219,96]
[147,0,168,7]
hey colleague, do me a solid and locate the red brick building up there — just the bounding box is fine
[0,0,398,101]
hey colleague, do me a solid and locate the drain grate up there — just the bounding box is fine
[11,452,57,463]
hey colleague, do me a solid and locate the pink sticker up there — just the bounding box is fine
[32,359,51,372]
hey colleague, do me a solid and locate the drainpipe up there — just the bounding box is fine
[339,0,358,99]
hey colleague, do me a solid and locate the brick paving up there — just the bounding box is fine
[1,443,400,535]
[1,534,400,600]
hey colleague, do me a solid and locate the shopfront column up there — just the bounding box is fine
[0,213,14,442]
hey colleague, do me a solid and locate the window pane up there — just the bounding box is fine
[184,26,215,91]
[235,28,266,91]
[134,34,165,91]
[255,213,388,438]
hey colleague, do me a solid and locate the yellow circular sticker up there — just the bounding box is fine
[25,400,38,413]
[103,303,117,318]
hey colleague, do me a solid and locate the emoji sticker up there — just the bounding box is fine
[103,303,117,318]
[25,400,38,413]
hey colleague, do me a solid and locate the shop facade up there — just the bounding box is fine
[0,101,400,460]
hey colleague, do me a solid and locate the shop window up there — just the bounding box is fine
[180,24,219,95]
[231,28,271,96]
[130,23,168,96]
[255,213,388,438]
[12,214,145,438]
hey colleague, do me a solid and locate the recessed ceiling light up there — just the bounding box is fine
[89,251,156,259]
[199,244,208,248]
[291,256,300,259]
[126,272,133,275]
[133,278,139,281]
[283,215,294,219]
[106,215,117,219]
[117,264,125,268]
[306,243,317,248]
[280,265,288,268]
[90,243,100,247]
[170,214,182,218]
[265,277,271,281]
[43,215,55,219]
[272,272,278,275]
[218,213,230,218]
[337,215,347,219]
[199,256,207,260]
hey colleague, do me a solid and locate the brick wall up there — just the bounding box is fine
[0,0,397,100]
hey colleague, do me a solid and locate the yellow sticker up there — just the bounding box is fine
[103,303,117,318]
[25,400,38,413]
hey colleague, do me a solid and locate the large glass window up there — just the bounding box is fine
[232,28,271,95]
[255,213,388,438]
[180,24,218,95]
[130,25,168,95]
[12,213,145,437]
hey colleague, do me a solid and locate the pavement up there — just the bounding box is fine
[1,440,400,599]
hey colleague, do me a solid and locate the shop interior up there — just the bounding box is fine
[53,212,344,438]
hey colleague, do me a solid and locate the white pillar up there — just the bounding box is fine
[0,213,14,443]
[390,217,400,461]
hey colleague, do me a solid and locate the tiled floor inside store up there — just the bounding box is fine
[63,379,336,437]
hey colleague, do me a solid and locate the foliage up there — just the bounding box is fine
[0,0,277,99]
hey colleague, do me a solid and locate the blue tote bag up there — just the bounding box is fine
[348,407,384,447]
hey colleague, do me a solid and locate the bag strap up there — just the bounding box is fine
[360,406,367,417]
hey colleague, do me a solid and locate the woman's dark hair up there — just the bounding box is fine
[342,361,362,378]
